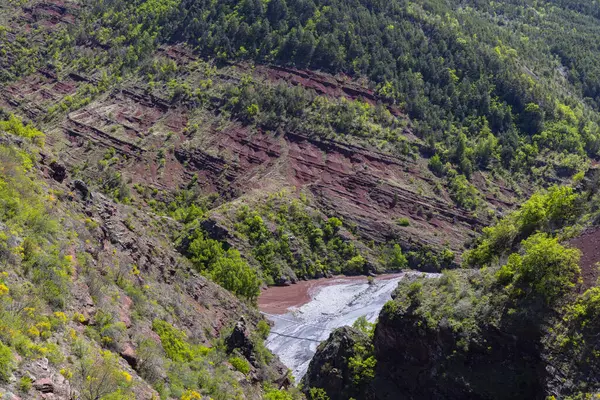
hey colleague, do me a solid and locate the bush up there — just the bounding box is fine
[229,356,250,374]
[264,387,294,400]
[0,114,45,146]
[307,388,331,400]
[381,244,408,270]
[348,341,376,386]
[464,185,581,267]
[397,217,410,227]
[187,231,224,270]
[152,320,193,362]
[19,376,32,393]
[496,233,581,303]
[0,341,14,382]
[181,390,202,400]
[346,255,366,274]
[257,320,271,340]
[352,316,375,337]
[76,350,133,400]
[428,154,445,176]
[448,173,480,210]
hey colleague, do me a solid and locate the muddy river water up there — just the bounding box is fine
[258,272,427,381]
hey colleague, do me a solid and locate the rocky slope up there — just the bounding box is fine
[303,326,371,400]
[304,176,600,399]
[0,129,290,399]
[2,0,600,398]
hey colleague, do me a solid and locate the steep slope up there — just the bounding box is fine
[304,173,600,399]
[0,124,292,398]
[2,0,600,398]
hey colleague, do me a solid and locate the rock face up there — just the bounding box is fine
[225,317,291,388]
[304,269,553,400]
[302,327,371,400]
[371,309,545,400]
[226,317,258,367]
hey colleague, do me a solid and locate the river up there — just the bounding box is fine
[258,273,419,381]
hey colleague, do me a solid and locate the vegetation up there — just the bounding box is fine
[32,0,597,182]
[0,341,14,383]
[496,233,581,303]
[180,194,376,286]
[0,112,300,398]
[4,0,600,397]
[229,356,251,375]
[185,230,260,301]
[464,185,581,267]
[348,317,377,387]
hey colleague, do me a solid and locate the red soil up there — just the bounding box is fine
[257,274,404,315]
[570,227,600,290]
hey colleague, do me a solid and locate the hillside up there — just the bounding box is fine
[1,0,600,398]
[305,175,600,399]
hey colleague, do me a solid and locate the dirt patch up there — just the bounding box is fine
[570,227,600,290]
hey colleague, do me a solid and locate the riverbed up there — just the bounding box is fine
[258,273,414,381]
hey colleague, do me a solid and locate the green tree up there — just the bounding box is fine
[209,249,260,302]
[307,388,331,400]
[496,233,581,303]
[382,244,408,270]
[352,316,375,337]
[346,255,366,274]
[187,232,224,270]
[428,154,445,176]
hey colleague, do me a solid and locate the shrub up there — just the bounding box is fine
[348,342,376,386]
[152,320,193,362]
[307,388,331,400]
[76,350,133,400]
[264,387,294,400]
[565,287,600,329]
[346,255,366,274]
[397,217,410,227]
[352,316,375,337]
[229,356,250,374]
[0,114,45,146]
[185,231,217,262]
[181,390,202,400]
[381,244,407,270]
[448,173,480,210]
[428,154,445,176]
[209,249,261,302]
[257,320,271,340]
[19,376,32,393]
[464,185,581,267]
[0,341,14,382]
[136,339,165,384]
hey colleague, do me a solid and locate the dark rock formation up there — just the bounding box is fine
[371,309,545,400]
[302,326,370,400]
[49,160,66,182]
[226,317,258,367]
[72,179,90,200]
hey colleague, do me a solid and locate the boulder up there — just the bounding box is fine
[33,377,54,393]
[226,317,258,367]
[49,161,66,183]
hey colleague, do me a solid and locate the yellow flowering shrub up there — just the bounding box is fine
[181,391,202,400]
